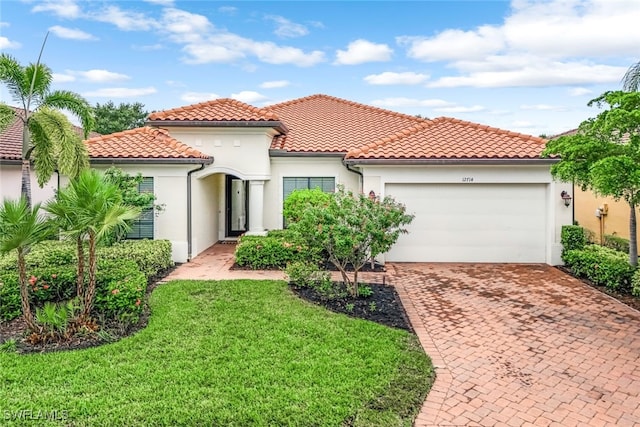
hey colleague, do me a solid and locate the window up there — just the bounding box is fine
[283,177,335,201]
[126,177,154,239]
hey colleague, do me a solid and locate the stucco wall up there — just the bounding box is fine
[264,156,361,230]
[574,187,638,243]
[190,173,222,256]
[359,164,572,265]
[0,165,57,205]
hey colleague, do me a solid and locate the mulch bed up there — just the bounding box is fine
[556,266,640,312]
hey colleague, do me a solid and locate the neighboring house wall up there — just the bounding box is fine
[575,187,639,243]
[0,165,57,204]
[264,156,361,230]
[360,164,571,265]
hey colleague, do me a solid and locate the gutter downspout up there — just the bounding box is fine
[187,163,207,261]
[343,160,363,192]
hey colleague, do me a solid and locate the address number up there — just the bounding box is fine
[462,177,474,182]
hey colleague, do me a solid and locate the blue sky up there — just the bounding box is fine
[1,0,638,136]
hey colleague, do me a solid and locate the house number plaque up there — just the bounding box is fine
[462,177,474,182]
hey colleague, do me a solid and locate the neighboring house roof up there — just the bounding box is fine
[86,127,212,163]
[268,94,427,153]
[147,98,287,132]
[345,117,548,162]
[0,107,100,161]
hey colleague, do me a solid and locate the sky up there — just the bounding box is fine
[1,0,639,137]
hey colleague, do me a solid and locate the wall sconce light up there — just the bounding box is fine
[368,190,376,200]
[560,190,572,207]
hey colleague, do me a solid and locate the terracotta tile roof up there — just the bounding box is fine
[0,107,99,161]
[147,98,280,122]
[346,117,548,160]
[267,94,427,153]
[86,126,211,161]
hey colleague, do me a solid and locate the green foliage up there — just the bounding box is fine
[235,235,311,269]
[603,234,630,254]
[94,260,146,322]
[359,285,374,298]
[563,245,635,290]
[285,186,414,296]
[561,225,587,257]
[0,280,20,322]
[632,269,640,297]
[98,239,173,279]
[26,240,77,268]
[543,90,640,266]
[285,261,331,289]
[35,301,69,334]
[94,101,148,134]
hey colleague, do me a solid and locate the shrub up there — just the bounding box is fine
[0,279,21,322]
[603,234,630,254]
[235,235,312,269]
[286,261,331,288]
[561,225,587,258]
[98,239,173,279]
[95,260,147,322]
[26,241,77,268]
[632,269,640,297]
[563,245,635,290]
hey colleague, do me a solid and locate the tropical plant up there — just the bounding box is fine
[45,170,140,318]
[285,187,414,297]
[0,45,95,207]
[623,60,640,92]
[543,91,640,266]
[0,198,50,331]
[94,101,148,134]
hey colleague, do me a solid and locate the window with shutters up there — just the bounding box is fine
[126,177,154,239]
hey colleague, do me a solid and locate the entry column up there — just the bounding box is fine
[247,180,266,235]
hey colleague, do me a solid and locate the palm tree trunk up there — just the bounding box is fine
[630,204,638,267]
[82,231,97,319]
[21,160,32,209]
[76,236,85,299]
[18,252,37,331]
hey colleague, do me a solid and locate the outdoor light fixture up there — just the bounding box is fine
[560,190,572,207]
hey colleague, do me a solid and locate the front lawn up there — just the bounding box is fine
[0,280,433,426]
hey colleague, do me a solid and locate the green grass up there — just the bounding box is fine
[0,280,433,426]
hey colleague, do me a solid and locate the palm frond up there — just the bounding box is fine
[0,103,16,133]
[0,198,49,255]
[42,90,96,137]
[623,61,640,92]
[0,54,29,109]
[24,62,52,106]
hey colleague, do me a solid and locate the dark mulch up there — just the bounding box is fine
[290,282,413,332]
[0,265,177,354]
[231,260,385,272]
[556,266,640,312]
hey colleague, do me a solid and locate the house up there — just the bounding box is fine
[3,95,572,264]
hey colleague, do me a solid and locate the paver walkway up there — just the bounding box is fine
[391,263,640,427]
[167,244,640,426]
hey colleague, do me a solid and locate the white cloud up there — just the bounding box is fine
[434,105,486,113]
[83,87,157,98]
[265,15,309,38]
[260,80,290,89]
[180,92,219,103]
[0,36,20,49]
[231,91,267,104]
[364,71,429,85]
[49,25,97,41]
[335,39,392,65]
[162,8,212,43]
[370,98,454,108]
[90,5,157,31]
[32,0,81,19]
[568,87,593,97]
[52,73,76,83]
[520,104,568,112]
[74,69,130,83]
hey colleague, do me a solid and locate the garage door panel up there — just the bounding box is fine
[386,183,546,263]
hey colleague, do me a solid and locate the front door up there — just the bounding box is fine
[226,175,248,237]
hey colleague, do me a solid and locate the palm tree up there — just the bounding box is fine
[0,50,94,207]
[622,60,640,92]
[0,198,50,331]
[46,170,140,319]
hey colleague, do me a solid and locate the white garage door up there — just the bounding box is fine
[385,183,547,263]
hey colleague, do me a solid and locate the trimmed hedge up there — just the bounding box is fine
[603,234,630,254]
[235,230,320,270]
[95,260,147,322]
[97,239,173,279]
[563,245,635,291]
[561,225,587,257]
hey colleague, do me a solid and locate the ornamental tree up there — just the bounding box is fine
[543,90,640,266]
[285,186,414,296]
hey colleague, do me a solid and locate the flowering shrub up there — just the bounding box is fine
[94,260,147,322]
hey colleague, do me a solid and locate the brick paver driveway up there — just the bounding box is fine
[390,263,640,427]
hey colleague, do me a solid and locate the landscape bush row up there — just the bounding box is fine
[561,225,640,296]
[0,239,173,324]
